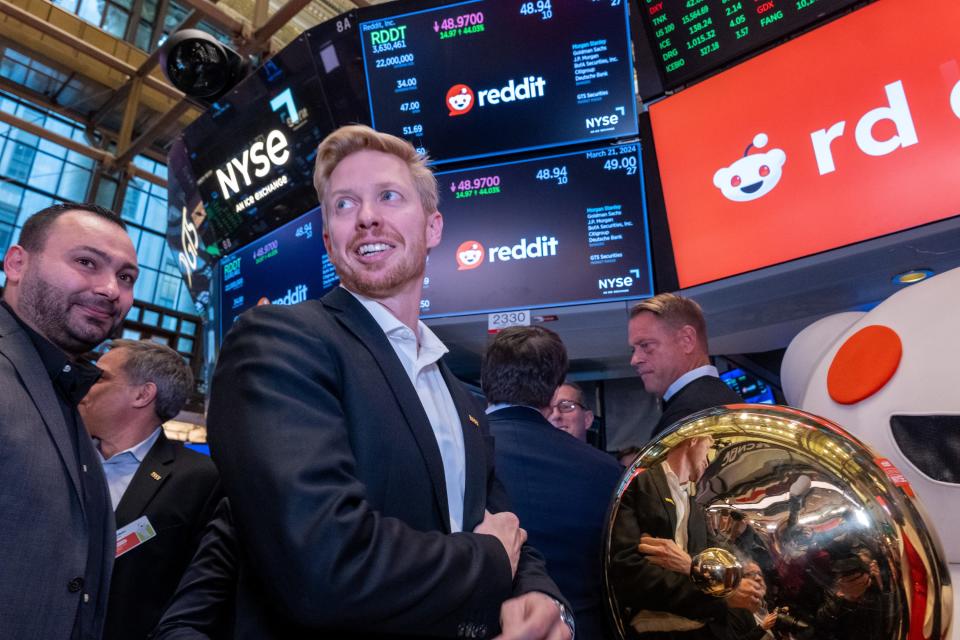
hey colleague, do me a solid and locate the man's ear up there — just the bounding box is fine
[676,324,699,354]
[132,381,158,410]
[3,245,28,284]
[426,211,443,249]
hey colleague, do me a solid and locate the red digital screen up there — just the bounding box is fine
[649,0,960,288]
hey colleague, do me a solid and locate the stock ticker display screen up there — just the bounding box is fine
[358,0,638,164]
[218,207,339,339]
[421,143,653,318]
[633,0,863,97]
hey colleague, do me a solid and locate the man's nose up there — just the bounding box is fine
[356,201,382,228]
[93,273,120,300]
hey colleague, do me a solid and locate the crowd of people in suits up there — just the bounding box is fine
[1,125,755,640]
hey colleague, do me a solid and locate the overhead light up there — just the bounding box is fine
[892,269,933,285]
[159,29,247,100]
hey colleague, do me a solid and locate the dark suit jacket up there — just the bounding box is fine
[104,433,220,640]
[207,287,562,639]
[0,303,114,639]
[609,465,727,628]
[488,406,622,639]
[653,376,742,439]
[152,498,238,640]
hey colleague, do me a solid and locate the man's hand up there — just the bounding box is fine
[760,611,777,630]
[494,592,572,640]
[724,577,763,610]
[474,510,526,579]
[636,535,692,575]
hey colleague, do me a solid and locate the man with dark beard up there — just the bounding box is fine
[0,202,138,639]
[207,125,571,639]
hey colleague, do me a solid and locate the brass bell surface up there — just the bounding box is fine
[690,548,742,597]
[603,404,952,640]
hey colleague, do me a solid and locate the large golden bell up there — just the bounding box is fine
[603,404,952,640]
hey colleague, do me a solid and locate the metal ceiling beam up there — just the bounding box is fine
[112,98,192,168]
[170,0,246,38]
[0,73,94,126]
[0,0,184,102]
[242,0,315,54]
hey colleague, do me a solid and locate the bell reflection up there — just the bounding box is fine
[603,404,952,640]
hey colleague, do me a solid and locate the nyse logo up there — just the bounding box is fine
[585,107,625,132]
[215,130,290,201]
[598,276,633,290]
[598,269,641,292]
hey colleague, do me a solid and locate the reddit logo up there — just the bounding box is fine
[456,240,484,270]
[446,84,474,116]
[713,133,787,202]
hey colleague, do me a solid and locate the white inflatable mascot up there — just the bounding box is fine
[782,266,960,639]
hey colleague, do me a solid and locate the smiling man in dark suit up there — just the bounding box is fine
[80,339,220,640]
[628,293,741,441]
[207,125,570,639]
[0,202,138,640]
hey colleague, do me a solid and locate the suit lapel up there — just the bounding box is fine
[650,465,678,536]
[0,307,85,515]
[323,288,452,531]
[440,361,485,530]
[115,433,175,526]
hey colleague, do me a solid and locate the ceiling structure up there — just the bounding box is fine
[0,0,389,187]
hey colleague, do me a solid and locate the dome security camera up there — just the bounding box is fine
[160,29,247,100]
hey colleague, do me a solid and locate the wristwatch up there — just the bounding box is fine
[552,598,576,639]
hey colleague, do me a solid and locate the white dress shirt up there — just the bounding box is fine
[661,460,690,551]
[663,365,720,402]
[96,426,162,510]
[348,289,467,533]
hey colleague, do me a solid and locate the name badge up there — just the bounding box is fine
[116,515,156,558]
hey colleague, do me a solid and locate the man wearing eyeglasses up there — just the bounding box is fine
[483,326,623,639]
[547,381,595,443]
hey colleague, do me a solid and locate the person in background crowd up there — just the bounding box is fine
[483,326,623,639]
[617,446,642,467]
[206,125,571,639]
[0,202,138,639]
[547,380,596,443]
[80,339,220,640]
[628,293,741,440]
[723,560,777,640]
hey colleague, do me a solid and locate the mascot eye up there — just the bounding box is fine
[730,175,742,187]
[759,165,771,177]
